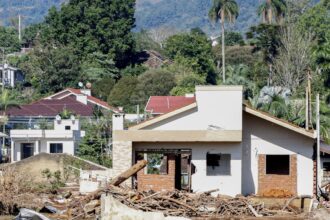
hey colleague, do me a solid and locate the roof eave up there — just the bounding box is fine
[243,105,316,139]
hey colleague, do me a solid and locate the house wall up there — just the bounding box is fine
[144,86,242,131]
[13,139,76,161]
[54,119,80,131]
[134,142,242,196]
[242,112,314,196]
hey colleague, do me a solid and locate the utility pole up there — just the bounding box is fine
[305,68,312,130]
[18,14,22,42]
[316,94,321,194]
[136,104,140,124]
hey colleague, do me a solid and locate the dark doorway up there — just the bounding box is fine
[21,143,34,159]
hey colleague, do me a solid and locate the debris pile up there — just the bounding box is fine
[0,167,44,214]
[0,160,310,219]
[64,186,299,219]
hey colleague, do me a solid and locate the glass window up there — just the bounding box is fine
[206,153,231,176]
[65,126,71,130]
[50,143,63,153]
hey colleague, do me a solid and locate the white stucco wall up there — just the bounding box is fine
[12,139,76,162]
[54,119,80,131]
[242,112,315,196]
[134,142,242,196]
[144,87,242,131]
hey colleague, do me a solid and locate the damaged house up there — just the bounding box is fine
[112,85,318,197]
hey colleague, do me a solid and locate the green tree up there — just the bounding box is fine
[78,118,112,168]
[258,0,287,24]
[44,0,136,68]
[92,77,116,101]
[0,27,21,54]
[246,24,281,86]
[17,45,82,94]
[134,69,176,105]
[81,52,120,82]
[299,0,330,89]
[224,64,256,99]
[22,23,44,48]
[108,76,139,111]
[164,30,216,84]
[209,0,239,82]
[0,90,19,160]
[170,74,206,96]
[134,30,163,53]
[216,31,245,46]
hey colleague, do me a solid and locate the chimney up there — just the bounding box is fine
[185,93,195,98]
[76,94,88,105]
[195,85,243,130]
[112,113,124,130]
[80,89,91,96]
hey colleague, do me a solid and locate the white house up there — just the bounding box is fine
[112,86,318,197]
[0,64,24,88]
[10,119,85,162]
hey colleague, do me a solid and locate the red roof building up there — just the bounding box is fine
[145,95,196,115]
[7,88,119,118]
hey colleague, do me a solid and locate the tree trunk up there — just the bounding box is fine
[1,123,4,163]
[109,160,148,186]
[267,64,273,86]
[221,14,226,83]
[266,0,272,24]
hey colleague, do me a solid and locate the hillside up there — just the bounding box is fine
[0,0,66,26]
[135,0,260,34]
[0,0,259,34]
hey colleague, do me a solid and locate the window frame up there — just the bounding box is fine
[49,143,64,154]
[206,153,231,176]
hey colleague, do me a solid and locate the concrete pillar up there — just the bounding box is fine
[112,141,133,186]
[17,143,21,161]
[10,140,14,163]
[112,114,124,130]
[35,140,39,155]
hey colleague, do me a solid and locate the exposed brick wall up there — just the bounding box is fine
[137,154,176,191]
[258,154,297,196]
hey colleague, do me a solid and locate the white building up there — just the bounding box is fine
[10,119,85,162]
[112,86,318,197]
[0,64,24,88]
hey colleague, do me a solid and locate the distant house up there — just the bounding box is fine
[0,64,24,87]
[145,94,196,117]
[141,50,172,69]
[7,88,120,128]
[112,86,320,197]
[10,119,85,162]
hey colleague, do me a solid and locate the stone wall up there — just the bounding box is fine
[112,141,133,186]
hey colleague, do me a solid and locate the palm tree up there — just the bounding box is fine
[0,90,19,161]
[209,0,239,83]
[258,0,287,24]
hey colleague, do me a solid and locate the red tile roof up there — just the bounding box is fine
[8,96,94,117]
[145,96,196,114]
[47,88,120,112]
